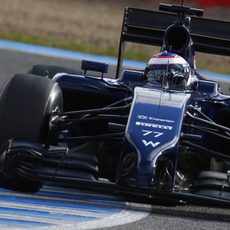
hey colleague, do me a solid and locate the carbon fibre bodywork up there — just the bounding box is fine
[0,3,229,206]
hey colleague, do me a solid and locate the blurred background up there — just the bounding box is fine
[0,0,229,74]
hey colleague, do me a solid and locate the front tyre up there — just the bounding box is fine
[0,74,63,192]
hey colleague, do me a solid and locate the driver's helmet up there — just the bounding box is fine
[145,51,190,86]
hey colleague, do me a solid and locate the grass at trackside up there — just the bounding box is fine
[0,33,149,60]
[0,33,229,74]
[196,55,230,75]
[0,33,119,57]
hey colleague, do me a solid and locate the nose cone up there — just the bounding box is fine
[125,87,190,187]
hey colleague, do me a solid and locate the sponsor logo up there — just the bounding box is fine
[137,115,174,123]
[137,115,148,120]
[149,117,174,123]
[136,121,173,130]
[142,140,160,148]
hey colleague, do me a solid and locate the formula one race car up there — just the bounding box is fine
[0,2,229,207]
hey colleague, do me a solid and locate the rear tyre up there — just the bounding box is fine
[0,74,63,192]
[28,65,81,78]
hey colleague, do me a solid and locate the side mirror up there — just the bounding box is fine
[81,60,109,78]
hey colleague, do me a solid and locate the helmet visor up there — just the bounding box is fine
[147,64,182,78]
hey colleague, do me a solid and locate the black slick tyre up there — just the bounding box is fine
[0,74,63,192]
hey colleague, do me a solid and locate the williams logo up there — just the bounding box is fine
[142,140,160,148]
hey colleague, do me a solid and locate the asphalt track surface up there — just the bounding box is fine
[0,48,229,230]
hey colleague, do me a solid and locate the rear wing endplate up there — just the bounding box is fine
[116,7,230,77]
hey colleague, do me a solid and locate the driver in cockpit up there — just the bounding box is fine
[144,51,194,88]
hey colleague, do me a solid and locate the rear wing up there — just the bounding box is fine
[116,7,230,77]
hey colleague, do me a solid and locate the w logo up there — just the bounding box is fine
[142,140,160,148]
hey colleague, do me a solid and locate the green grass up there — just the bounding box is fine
[0,33,117,56]
[0,33,150,61]
[197,64,230,74]
[0,33,146,58]
[196,55,230,74]
[0,33,229,74]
